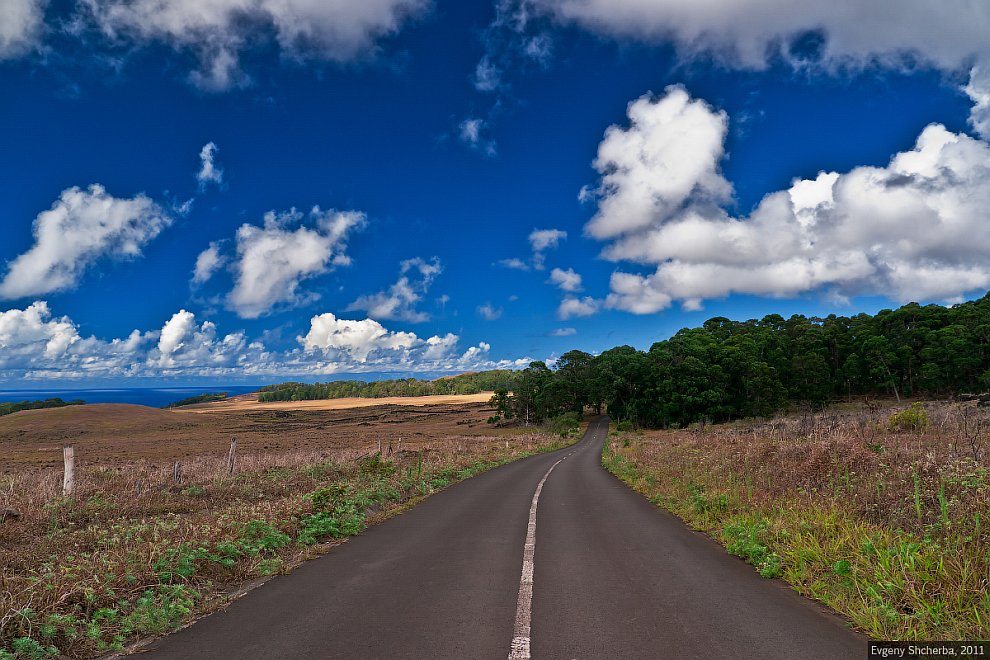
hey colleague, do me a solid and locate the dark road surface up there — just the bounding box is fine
[145,418,864,659]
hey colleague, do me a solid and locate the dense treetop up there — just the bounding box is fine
[265,294,990,428]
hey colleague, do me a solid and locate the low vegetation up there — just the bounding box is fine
[0,432,573,658]
[160,393,228,409]
[603,400,990,640]
[0,399,84,418]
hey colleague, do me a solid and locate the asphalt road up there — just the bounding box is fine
[144,417,864,659]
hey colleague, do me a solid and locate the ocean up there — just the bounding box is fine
[0,386,264,408]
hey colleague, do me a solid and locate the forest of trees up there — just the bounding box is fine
[263,294,990,428]
[0,398,84,417]
[258,370,518,402]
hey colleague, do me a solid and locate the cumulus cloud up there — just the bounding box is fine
[477,303,503,320]
[0,301,529,381]
[299,313,504,371]
[548,267,582,292]
[582,87,731,240]
[0,184,172,300]
[346,256,442,323]
[211,207,366,318]
[0,302,268,379]
[80,0,429,90]
[196,142,223,189]
[0,0,45,58]
[558,296,599,319]
[300,312,418,362]
[584,86,990,314]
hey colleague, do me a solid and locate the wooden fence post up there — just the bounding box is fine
[173,461,182,484]
[227,438,237,475]
[63,445,75,497]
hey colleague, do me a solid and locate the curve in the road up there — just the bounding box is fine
[143,417,864,659]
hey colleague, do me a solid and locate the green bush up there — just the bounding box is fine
[547,412,581,437]
[888,402,930,433]
[616,420,633,432]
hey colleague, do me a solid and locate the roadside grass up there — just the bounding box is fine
[0,432,575,658]
[602,401,990,641]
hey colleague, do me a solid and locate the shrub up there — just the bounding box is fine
[547,412,581,437]
[616,420,633,432]
[888,402,930,433]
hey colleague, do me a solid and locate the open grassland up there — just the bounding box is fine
[0,401,576,658]
[176,391,495,414]
[0,398,500,471]
[603,400,990,641]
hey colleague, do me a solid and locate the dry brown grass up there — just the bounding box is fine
[0,402,568,658]
[176,392,495,413]
[0,401,499,471]
[605,399,990,640]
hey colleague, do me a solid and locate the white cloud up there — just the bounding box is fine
[300,312,418,362]
[346,256,441,322]
[498,227,568,272]
[0,301,79,364]
[0,302,527,380]
[497,257,530,271]
[529,227,566,252]
[0,184,172,300]
[459,341,491,364]
[966,66,990,141]
[81,0,429,90]
[529,0,990,72]
[0,0,45,59]
[473,0,554,95]
[558,296,599,319]
[424,332,459,360]
[583,87,731,240]
[458,118,497,156]
[528,228,566,269]
[477,303,503,320]
[549,327,576,336]
[221,207,365,318]
[587,86,990,313]
[196,142,224,189]
[192,242,225,286]
[548,267,582,292]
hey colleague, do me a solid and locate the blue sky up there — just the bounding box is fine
[1,0,989,386]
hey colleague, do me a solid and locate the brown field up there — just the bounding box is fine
[0,397,571,657]
[176,391,494,413]
[0,396,498,472]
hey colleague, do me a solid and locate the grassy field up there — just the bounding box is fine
[0,401,577,658]
[603,399,990,640]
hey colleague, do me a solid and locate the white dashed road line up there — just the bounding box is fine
[508,421,602,659]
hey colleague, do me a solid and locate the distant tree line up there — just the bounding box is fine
[161,393,228,409]
[0,398,84,417]
[258,371,518,402]
[492,294,990,428]
[262,294,990,428]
